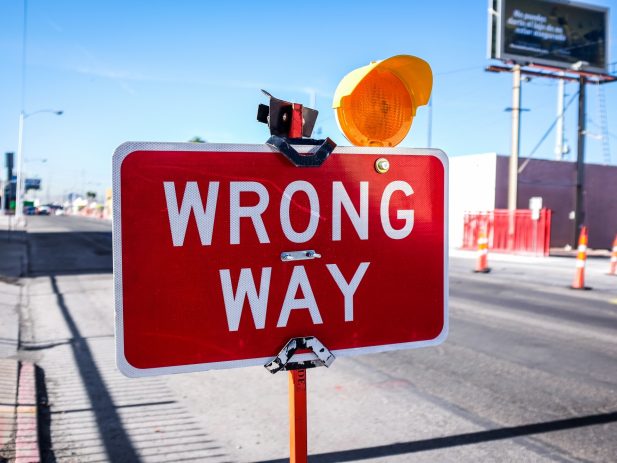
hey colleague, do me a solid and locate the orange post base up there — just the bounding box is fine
[289,369,307,463]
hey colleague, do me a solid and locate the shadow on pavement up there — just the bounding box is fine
[257,411,617,463]
[48,275,139,462]
[35,365,55,463]
[0,229,27,278]
[27,232,112,277]
[27,221,232,462]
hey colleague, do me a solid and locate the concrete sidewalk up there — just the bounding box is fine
[0,216,40,463]
[0,215,26,359]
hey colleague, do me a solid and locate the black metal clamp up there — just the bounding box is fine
[266,135,336,167]
[257,90,336,167]
[264,336,335,374]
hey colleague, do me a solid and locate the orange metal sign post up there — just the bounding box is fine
[289,369,308,463]
[265,337,335,462]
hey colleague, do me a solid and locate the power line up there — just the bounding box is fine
[518,90,579,173]
[590,121,617,141]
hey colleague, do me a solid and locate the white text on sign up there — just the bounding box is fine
[163,180,415,246]
[163,180,413,331]
[219,263,370,331]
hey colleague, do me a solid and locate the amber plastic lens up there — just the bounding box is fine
[337,69,413,147]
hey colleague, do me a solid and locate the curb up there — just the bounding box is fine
[14,362,40,463]
[0,360,19,462]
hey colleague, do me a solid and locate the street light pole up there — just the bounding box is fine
[15,111,25,221]
[14,109,63,222]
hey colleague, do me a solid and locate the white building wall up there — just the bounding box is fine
[449,153,498,248]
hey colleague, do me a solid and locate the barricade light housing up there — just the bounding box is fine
[332,55,432,147]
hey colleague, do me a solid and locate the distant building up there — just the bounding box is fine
[449,153,617,250]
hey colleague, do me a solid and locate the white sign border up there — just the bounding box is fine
[113,142,449,377]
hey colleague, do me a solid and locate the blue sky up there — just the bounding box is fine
[0,0,615,201]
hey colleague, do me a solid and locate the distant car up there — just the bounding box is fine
[37,206,51,216]
[47,204,64,216]
[24,206,36,216]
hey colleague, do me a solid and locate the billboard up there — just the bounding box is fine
[488,0,609,74]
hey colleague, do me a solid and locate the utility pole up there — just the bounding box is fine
[509,65,521,211]
[508,64,522,248]
[555,76,566,160]
[574,76,586,246]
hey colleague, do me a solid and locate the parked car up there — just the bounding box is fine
[47,204,64,216]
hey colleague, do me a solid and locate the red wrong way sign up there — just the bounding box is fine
[113,142,448,377]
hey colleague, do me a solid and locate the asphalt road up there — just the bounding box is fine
[19,215,617,462]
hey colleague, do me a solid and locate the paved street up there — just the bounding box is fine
[16,215,617,462]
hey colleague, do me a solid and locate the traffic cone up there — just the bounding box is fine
[474,229,491,273]
[609,234,617,276]
[571,226,588,289]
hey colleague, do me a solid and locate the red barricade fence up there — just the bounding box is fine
[462,209,552,256]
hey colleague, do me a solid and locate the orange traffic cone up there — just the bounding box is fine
[571,226,588,289]
[474,229,491,273]
[609,234,617,276]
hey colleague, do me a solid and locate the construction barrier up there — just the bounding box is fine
[463,209,552,256]
[571,226,588,290]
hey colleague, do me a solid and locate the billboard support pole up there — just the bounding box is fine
[508,64,522,249]
[486,63,616,250]
[555,74,566,160]
[574,76,586,247]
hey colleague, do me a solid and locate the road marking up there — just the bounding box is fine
[453,300,617,346]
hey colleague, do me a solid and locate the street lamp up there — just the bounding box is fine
[15,109,63,221]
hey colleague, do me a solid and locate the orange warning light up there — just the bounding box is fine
[332,55,432,147]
